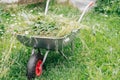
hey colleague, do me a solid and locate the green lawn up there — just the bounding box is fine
[0,3,120,80]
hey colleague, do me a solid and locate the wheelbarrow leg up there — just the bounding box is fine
[59,50,68,60]
[71,41,74,54]
[41,50,49,66]
[31,48,35,55]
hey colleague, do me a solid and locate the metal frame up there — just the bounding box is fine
[31,39,75,67]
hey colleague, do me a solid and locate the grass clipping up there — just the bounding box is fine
[15,13,81,37]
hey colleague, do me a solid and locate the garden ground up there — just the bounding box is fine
[0,2,120,80]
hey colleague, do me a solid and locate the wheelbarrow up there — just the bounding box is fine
[16,1,94,80]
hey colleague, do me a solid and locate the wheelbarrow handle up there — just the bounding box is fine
[45,0,50,15]
[78,1,95,23]
[89,1,94,7]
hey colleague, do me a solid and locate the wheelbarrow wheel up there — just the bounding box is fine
[27,53,43,80]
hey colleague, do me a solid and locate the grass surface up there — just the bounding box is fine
[0,2,120,80]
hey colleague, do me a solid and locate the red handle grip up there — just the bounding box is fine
[89,1,94,7]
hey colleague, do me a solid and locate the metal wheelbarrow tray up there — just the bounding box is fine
[17,29,79,51]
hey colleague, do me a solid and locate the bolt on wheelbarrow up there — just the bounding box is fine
[16,0,94,80]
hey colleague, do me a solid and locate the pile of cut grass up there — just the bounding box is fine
[13,13,81,37]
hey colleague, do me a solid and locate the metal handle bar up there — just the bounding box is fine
[78,1,94,23]
[45,0,50,15]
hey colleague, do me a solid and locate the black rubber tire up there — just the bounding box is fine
[27,53,43,80]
